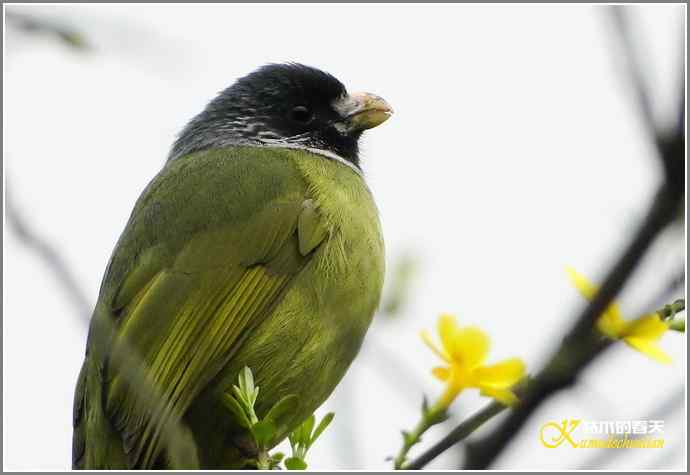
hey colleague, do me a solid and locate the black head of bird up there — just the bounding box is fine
[169,63,392,168]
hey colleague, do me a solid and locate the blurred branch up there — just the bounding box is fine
[6,11,89,50]
[610,6,685,184]
[404,400,505,470]
[5,17,198,466]
[463,174,682,470]
[408,292,684,469]
[578,388,684,469]
[6,185,199,468]
[460,7,685,469]
[380,252,419,317]
[6,189,92,318]
[610,6,685,182]
[609,7,657,147]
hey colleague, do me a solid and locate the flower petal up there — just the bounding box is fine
[420,329,450,363]
[624,337,672,364]
[478,386,519,407]
[623,314,669,340]
[566,266,599,300]
[432,366,450,381]
[473,358,526,388]
[448,326,490,368]
[567,266,627,338]
[596,308,628,339]
[437,314,460,358]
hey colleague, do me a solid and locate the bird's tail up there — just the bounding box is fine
[72,355,128,469]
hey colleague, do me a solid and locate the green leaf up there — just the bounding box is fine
[251,387,260,407]
[288,431,298,451]
[222,393,252,429]
[290,415,314,449]
[252,420,277,448]
[232,385,249,408]
[238,366,256,399]
[670,318,685,332]
[300,415,316,445]
[285,457,308,470]
[269,452,285,469]
[264,394,299,426]
[308,412,334,448]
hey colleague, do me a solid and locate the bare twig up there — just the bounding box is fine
[407,291,684,470]
[404,400,505,470]
[460,7,685,469]
[6,190,92,317]
[610,6,685,183]
[463,190,681,468]
[609,7,657,146]
[6,188,199,468]
[6,11,89,50]
[402,380,529,470]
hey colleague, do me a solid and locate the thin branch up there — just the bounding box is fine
[6,190,92,317]
[609,5,685,183]
[609,6,658,148]
[6,11,89,50]
[6,187,199,468]
[407,290,683,470]
[404,400,505,470]
[462,181,681,469]
[402,380,530,470]
[460,7,685,468]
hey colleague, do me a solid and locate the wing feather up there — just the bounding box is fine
[80,149,330,469]
[105,212,318,467]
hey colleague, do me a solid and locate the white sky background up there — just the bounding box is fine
[3,3,686,470]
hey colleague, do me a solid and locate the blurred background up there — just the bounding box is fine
[3,4,685,470]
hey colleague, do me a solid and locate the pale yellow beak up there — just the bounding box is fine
[333,92,394,132]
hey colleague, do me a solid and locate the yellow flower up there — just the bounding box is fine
[566,266,672,364]
[420,314,525,408]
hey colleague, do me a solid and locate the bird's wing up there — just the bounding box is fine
[88,149,330,468]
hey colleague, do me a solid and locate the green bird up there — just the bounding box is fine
[72,63,391,469]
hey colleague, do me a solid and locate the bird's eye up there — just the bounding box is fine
[289,105,314,124]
